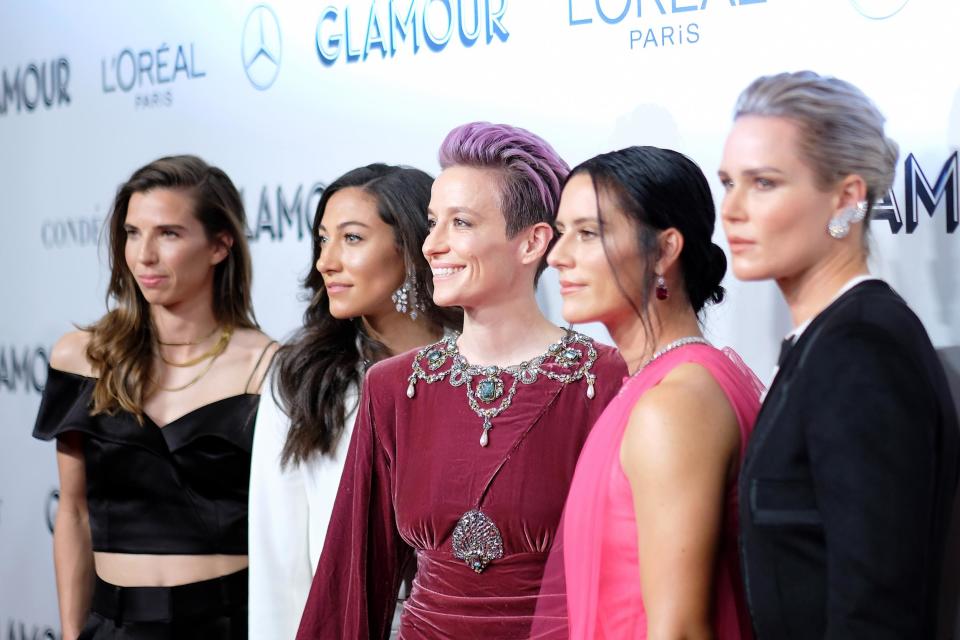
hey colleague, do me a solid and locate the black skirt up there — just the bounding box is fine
[78,569,247,639]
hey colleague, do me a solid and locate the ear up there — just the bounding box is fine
[833,174,868,214]
[210,232,233,266]
[654,228,684,275]
[517,222,555,267]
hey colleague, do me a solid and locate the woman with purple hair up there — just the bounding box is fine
[296,122,626,639]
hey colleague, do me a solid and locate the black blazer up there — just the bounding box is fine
[739,280,960,639]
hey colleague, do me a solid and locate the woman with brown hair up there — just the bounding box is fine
[248,163,461,638]
[33,155,275,638]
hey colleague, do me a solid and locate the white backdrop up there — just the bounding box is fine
[2,0,958,635]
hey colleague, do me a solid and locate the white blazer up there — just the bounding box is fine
[248,371,356,639]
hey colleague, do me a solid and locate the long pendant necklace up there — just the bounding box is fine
[406,329,599,447]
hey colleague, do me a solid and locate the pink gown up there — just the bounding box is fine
[559,344,762,639]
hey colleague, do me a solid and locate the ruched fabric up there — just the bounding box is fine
[32,367,258,555]
[296,342,627,639]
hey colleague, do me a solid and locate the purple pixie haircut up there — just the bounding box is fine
[438,121,570,238]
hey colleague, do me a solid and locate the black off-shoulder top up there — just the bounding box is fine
[33,367,259,555]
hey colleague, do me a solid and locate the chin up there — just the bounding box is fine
[561,303,598,325]
[430,286,463,309]
[327,302,358,320]
[730,261,769,282]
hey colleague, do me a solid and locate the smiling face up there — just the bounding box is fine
[718,115,844,283]
[124,188,229,309]
[315,187,405,320]
[548,173,648,326]
[423,165,541,310]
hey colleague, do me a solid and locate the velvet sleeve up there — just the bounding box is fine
[296,374,412,640]
[804,322,943,639]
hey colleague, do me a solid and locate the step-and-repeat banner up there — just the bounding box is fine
[2,0,958,635]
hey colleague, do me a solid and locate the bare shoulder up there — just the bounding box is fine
[49,330,95,377]
[621,363,738,476]
[231,328,279,393]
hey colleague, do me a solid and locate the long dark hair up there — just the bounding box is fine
[274,163,461,465]
[571,146,726,337]
[85,155,256,422]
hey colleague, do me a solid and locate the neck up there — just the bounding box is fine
[777,249,868,329]
[151,294,220,345]
[457,294,564,366]
[363,311,442,357]
[606,297,704,374]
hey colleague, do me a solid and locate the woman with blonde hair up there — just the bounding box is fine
[720,71,959,638]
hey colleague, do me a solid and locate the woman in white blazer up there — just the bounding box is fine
[248,164,461,639]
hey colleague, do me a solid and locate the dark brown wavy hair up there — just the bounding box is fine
[85,155,257,421]
[274,163,461,466]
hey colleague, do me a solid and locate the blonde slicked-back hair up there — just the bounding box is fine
[735,71,899,216]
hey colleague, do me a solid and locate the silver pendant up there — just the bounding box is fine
[452,509,504,573]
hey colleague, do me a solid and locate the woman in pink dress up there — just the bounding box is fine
[542,146,763,639]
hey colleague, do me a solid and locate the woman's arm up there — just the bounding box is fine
[620,363,741,640]
[53,432,94,639]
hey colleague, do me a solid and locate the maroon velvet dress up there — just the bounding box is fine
[296,332,626,639]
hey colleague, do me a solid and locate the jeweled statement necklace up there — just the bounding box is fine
[407,329,600,574]
[406,329,598,447]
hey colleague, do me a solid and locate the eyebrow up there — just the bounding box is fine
[123,223,188,231]
[317,221,372,231]
[426,206,477,216]
[740,166,786,176]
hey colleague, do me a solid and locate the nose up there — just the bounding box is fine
[720,185,746,224]
[316,241,341,275]
[137,234,158,265]
[422,223,447,260]
[546,229,572,270]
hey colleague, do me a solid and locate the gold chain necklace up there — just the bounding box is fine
[154,327,233,392]
[156,325,219,346]
[159,327,233,368]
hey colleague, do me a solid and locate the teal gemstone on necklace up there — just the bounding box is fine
[477,379,498,402]
[427,349,444,369]
[562,348,581,361]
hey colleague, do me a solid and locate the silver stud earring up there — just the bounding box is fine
[392,272,425,320]
[827,200,869,240]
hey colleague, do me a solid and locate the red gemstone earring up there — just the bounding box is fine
[655,274,669,300]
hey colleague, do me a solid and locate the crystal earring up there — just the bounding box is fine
[655,274,669,300]
[828,200,869,240]
[392,272,424,320]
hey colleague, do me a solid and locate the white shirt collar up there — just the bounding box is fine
[786,274,881,343]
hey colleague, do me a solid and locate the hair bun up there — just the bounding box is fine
[703,243,727,307]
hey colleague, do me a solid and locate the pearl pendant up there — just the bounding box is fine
[480,430,489,447]
[406,380,416,398]
[586,376,595,400]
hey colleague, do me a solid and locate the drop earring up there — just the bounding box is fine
[655,274,669,300]
[392,271,425,320]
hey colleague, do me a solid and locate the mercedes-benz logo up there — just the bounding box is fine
[242,4,282,90]
[849,0,909,20]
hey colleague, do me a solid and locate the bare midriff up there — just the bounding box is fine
[94,553,248,587]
